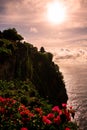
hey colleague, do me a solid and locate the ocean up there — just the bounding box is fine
[58,63,87,130]
[46,45,87,130]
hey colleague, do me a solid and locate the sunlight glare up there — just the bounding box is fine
[47,1,67,24]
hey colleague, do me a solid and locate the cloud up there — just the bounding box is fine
[30,27,38,33]
[0,0,87,47]
[0,0,87,26]
[0,0,85,23]
[53,46,87,64]
[0,0,23,14]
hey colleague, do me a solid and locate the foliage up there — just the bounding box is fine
[0,80,40,107]
[0,39,12,55]
[0,47,12,55]
[40,46,45,53]
[2,28,24,42]
[0,28,79,129]
[0,28,68,106]
[0,96,78,130]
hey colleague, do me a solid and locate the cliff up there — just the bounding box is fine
[0,28,68,106]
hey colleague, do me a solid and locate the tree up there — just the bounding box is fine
[40,47,45,53]
[2,28,24,42]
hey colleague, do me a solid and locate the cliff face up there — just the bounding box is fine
[0,29,68,106]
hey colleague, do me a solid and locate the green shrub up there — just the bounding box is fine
[0,96,78,130]
[20,96,29,106]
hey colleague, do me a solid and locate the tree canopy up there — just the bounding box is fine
[2,28,24,42]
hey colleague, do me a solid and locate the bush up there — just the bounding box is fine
[0,96,78,130]
[2,28,24,42]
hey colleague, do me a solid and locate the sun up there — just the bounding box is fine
[47,1,67,24]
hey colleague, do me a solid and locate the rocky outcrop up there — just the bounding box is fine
[0,28,68,106]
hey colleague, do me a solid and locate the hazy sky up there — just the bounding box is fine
[0,0,87,48]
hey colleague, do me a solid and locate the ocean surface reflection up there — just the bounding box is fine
[56,63,87,130]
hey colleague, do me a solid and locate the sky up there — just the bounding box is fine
[0,0,87,63]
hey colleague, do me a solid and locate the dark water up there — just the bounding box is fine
[58,63,87,130]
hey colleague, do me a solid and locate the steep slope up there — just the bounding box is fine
[0,28,68,106]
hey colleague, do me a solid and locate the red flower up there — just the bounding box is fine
[52,106,60,113]
[62,103,67,108]
[18,105,27,112]
[65,127,71,130]
[12,99,16,104]
[64,110,71,121]
[34,107,43,115]
[42,116,52,125]
[6,98,11,101]
[0,96,5,102]
[59,110,63,115]
[20,127,28,130]
[28,112,34,117]
[54,115,61,125]
[20,108,29,115]
[0,107,5,113]
[47,113,54,119]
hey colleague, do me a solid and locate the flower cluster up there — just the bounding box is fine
[0,96,31,130]
[40,104,76,130]
[18,104,34,123]
[0,96,77,130]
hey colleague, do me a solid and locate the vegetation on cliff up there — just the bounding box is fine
[0,95,78,130]
[0,28,68,106]
[0,28,79,129]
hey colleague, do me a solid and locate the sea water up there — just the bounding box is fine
[46,45,87,130]
[57,63,87,130]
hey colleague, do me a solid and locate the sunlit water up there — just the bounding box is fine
[57,63,87,130]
